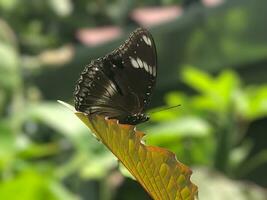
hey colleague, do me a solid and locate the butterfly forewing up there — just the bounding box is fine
[74,28,157,125]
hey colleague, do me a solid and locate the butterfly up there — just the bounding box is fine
[74,27,157,125]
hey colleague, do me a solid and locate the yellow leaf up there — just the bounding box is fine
[59,101,198,199]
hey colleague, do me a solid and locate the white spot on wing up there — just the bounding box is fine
[143,61,149,72]
[142,35,152,46]
[149,65,153,75]
[148,38,152,46]
[142,35,147,42]
[130,57,139,68]
[137,57,143,68]
[130,57,155,76]
[152,66,156,77]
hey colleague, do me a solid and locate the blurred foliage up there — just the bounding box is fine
[0,0,182,54]
[148,67,267,177]
[0,0,267,199]
[0,12,115,199]
[184,2,267,70]
[146,67,267,199]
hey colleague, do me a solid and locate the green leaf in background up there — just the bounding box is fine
[181,66,215,94]
[0,0,18,12]
[244,85,267,119]
[25,102,87,137]
[181,67,240,113]
[0,43,20,90]
[0,121,16,170]
[146,117,214,165]
[48,0,73,17]
[0,170,77,200]
[0,18,20,91]
[25,101,115,180]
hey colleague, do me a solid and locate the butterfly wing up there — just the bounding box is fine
[104,28,157,111]
[74,28,157,124]
[74,60,127,117]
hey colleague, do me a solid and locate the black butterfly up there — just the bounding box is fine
[74,27,157,125]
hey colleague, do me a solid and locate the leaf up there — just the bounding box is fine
[182,67,240,113]
[0,42,20,90]
[0,121,16,168]
[59,101,198,199]
[246,85,267,119]
[25,101,86,137]
[145,118,214,167]
[146,117,211,138]
[181,66,214,94]
[0,169,78,200]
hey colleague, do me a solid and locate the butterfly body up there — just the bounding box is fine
[74,28,157,125]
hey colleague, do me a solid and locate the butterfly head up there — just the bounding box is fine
[121,113,150,125]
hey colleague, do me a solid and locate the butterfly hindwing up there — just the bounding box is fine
[74,60,127,118]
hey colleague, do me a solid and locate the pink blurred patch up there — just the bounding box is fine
[202,0,224,7]
[131,6,182,28]
[76,26,123,46]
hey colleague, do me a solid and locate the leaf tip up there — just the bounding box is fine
[57,100,76,112]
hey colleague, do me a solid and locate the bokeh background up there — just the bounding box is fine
[1,0,267,199]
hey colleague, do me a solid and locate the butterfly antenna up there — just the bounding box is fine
[150,104,181,114]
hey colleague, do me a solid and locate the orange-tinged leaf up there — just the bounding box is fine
[59,101,198,199]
